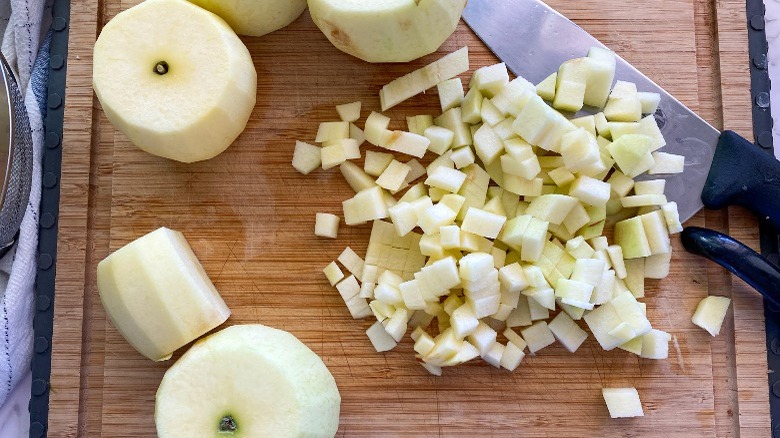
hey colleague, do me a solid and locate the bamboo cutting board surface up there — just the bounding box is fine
[49,0,770,436]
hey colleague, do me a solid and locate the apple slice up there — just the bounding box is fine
[602,388,644,418]
[155,325,340,437]
[97,227,230,361]
[692,296,732,336]
[93,0,257,163]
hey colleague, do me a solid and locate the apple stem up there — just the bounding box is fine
[154,61,169,75]
[218,415,237,433]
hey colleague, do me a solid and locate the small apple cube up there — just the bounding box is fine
[640,210,671,255]
[571,115,597,137]
[323,261,344,286]
[437,77,464,112]
[461,207,507,239]
[692,296,731,336]
[584,47,616,108]
[602,388,644,418]
[471,62,509,97]
[314,213,340,239]
[343,186,389,226]
[364,112,391,145]
[473,123,505,165]
[526,194,579,225]
[321,143,347,170]
[614,216,652,259]
[482,342,505,368]
[460,87,484,124]
[469,321,498,355]
[560,128,600,173]
[451,146,476,169]
[376,160,412,192]
[480,98,504,126]
[536,72,557,101]
[338,247,364,278]
[569,175,610,207]
[553,58,589,112]
[521,321,556,353]
[604,81,642,122]
[548,312,588,353]
[424,125,455,155]
[451,303,479,338]
[340,161,376,193]
[315,121,349,143]
[591,269,616,305]
[492,77,536,116]
[499,262,529,293]
[624,258,645,298]
[555,278,594,310]
[512,96,555,146]
[426,166,468,193]
[566,236,595,259]
[383,131,430,158]
[364,151,394,177]
[661,201,683,234]
[645,252,672,279]
[605,245,627,279]
[366,321,397,352]
[594,112,610,137]
[500,341,526,371]
[639,329,672,359]
[607,134,654,178]
[649,151,685,174]
[336,101,362,123]
[638,92,661,114]
[292,141,321,175]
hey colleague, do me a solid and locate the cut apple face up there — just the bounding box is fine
[93,0,257,163]
[188,0,307,37]
[308,0,467,63]
[96,227,231,361]
[155,325,341,437]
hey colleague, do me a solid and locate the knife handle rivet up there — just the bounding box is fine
[758,131,774,149]
[753,54,768,70]
[53,17,66,32]
[34,337,48,353]
[774,425,780,438]
[771,337,780,355]
[49,55,63,71]
[45,132,60,149]
[755,91,770,109]
[29,422,44,437]
[40,212,55,229]
[773,381,780,398]
[38,253,52,270]
[750,15,765,31]
[36,295,50,311]
[42,172,57,188]
[31,379,47,396]
[47,93,61,110]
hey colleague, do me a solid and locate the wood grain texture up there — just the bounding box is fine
[49,0,770,436]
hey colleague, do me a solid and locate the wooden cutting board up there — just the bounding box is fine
[48,0,770,436]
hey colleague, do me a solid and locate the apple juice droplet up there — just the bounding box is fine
[218,415,237,434]
[154,61,169,75]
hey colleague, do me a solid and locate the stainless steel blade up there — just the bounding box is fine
[463,0,719,224]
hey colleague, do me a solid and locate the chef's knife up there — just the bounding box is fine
[462,0,780,296]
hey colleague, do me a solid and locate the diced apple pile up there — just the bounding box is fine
[294,47,688,377]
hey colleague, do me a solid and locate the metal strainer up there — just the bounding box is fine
[0,54,32,256]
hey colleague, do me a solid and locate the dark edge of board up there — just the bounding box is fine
[28,0,69,435]
[745,0,780,437]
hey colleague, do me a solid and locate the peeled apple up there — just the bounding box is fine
[308,0,467,63]
[155,324,341,438]
[93,0,257,163]
[188,0,307,36]
[96,227,230,361]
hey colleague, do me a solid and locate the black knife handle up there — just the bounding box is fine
[702,130,780,230]
[681,226,780,307]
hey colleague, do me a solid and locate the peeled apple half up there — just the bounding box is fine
[155,325,341,438]
[308,0,467,63]
[97,227,230,361]
[188,0,307,37]
[93,0,257,163]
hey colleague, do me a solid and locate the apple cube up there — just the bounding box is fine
[506,296,532,327]
[523,286,555,310]
[461,87,484,124]
[569,175,611,207]
[614,216,652,259]
[639,329,672,360]
[607,134,654,178]
[548,312,588,353]
[571,115,597,137]
[638,92,661,114]
[441,341,481,366]
[292,141,321,175]
[366,321,397,352]
[640,210,671,255]
[594,112,610,137]
[500,342,526,371]
[343,186,389,225]
[450,146,476,169]
[512,96,556,146]
[336,101,361,123]
[521,321,556,353]
[424,125,455,155]
[555,278,594,310]
[426,166,468,193]
[350,122,366,145]
[570,258,606,287]
[437,77,464,112]
[382,131,430,158]
[482,342,505,368]
[323,261,344,286]
[471,62,510,97]
[645,252,671,279]
[314,213,340,239]
[624,258,645,298]
[338,247,364,279]
[591,269,617,305]
[565,236,595,259]
[604,81,642,122]
[536,72,557,101]
[365,111,392,145]
[547,166,575,187]
[461,207,507,239]
[692,296,731,336]
[469,321,498,355]
[473,123,506,165]
[492,77,536,117]
[553,58,589,112]
[526,194,579,225]
[406,115,434,136]
[584,47,616,108]
[605,245,627,279]
[451,303,480,338]
[602,388,644,418]
[364,150,394,177]
[560,128,600,172]
[661,202,683,234]
[399,280,427,310]
[413,331,436,356]
[320,143,347,170]
[376,160,412,192]
[649,151,685,174]
[633,179,666,195]
[339,161,376,193]
[315,121,349,143]
[480,98,504,126]
[498,262,529,293]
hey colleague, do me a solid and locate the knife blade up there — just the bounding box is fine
[462,0,721,224]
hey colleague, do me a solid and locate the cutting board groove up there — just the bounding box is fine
[49,0,769,436]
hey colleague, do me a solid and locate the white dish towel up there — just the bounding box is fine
[0,0,53,435]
